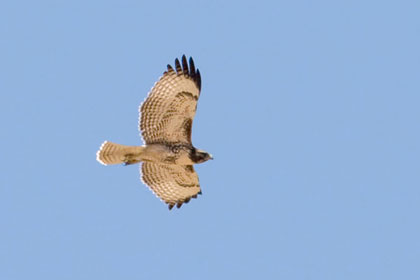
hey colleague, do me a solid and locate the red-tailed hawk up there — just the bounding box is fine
[97,55,212,210]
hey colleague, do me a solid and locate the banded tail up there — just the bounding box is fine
[96,141,144,165]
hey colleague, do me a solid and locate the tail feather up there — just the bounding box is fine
[96,141,144,165]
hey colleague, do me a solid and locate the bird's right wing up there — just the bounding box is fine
[140,162,202,210]
[139,55,201,145]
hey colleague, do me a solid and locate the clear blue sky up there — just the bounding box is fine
[1,1,419,279]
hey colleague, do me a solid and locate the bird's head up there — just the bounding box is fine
[191,148,213,164]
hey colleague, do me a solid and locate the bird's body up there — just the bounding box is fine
[97,55,212,210]
[98,141,208,166]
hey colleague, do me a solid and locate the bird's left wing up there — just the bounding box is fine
[139,55,201,145]
[140,162,202,210]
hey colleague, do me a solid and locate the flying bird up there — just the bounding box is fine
[96,55,212,210]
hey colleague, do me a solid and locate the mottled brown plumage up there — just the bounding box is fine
[97,55,211,210]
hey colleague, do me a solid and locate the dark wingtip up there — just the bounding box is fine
[189,57,196,75]
[198,190,202,195]
[174,58,182,73]
[167,56,202,91]
[168,204,174,210]
[176,202,183,208]
[181,55,189,75]
[196,69,201,91]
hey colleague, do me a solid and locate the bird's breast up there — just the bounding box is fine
[142,143,194,165]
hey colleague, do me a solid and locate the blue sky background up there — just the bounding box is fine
[1,1,419,279]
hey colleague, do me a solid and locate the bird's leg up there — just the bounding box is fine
[123,154,141,165]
